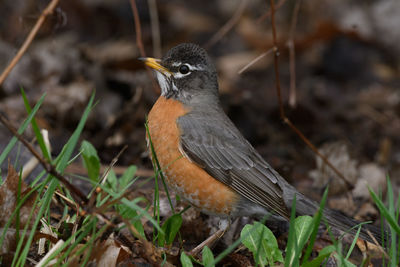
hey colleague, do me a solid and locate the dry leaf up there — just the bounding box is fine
[88,236,131,267]
[353,163,386,200]
[308,141,358,195]
[0,163,37,227]
[0,163,38,254]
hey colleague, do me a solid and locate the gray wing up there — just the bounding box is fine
[177,110,290,219]
[179,111,386,244]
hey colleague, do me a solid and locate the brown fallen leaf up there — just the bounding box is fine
[356,238,387,260]
[0,163,38,254]
[87,236,132,267]
[96,238,122,267]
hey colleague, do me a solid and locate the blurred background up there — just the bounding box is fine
[0,0,399,216]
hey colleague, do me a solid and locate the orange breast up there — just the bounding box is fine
[147,96,239,215]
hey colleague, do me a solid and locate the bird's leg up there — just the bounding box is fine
[189,218,230,256]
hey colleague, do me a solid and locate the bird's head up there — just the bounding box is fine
[141,43,219,102]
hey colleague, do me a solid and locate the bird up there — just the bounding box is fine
[140,43,383,250]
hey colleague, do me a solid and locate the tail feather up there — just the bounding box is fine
[293,192,387,245]
[323,207,385,244]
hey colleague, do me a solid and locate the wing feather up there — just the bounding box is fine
[178,110,290,219]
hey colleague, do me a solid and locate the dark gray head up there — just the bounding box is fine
[142,43,219,103]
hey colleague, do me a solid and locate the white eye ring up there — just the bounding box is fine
[172,63,204,79]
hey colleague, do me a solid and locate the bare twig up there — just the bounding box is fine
[287,0,302,108]
[238,48,273,74]
[269,0,284,119]
[147,0,162,58]
[130,0,146,57]
[129,0,160,93]
[257,0,287,24]
[99,145,128,185]
[66,163,154,177]
[0,114,88,204]
[366,230,389,259]
[0,0,60,86]
[267,0,353,189]
[287,41,297,107]
[204,0,249,49]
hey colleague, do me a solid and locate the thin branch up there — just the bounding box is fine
[287,41,297,107]
[0,0,60,86]
[65,163,154,177]
[269,0,285,119]
[130,0,146,57]
[204,0,249,49]
[366,230,389,259]
[0,114,88,204]
[267,0,354,189]
[147,0,162,58]
[99,145,128,185]
[287,0,302,108]
[129,0,160,93]
[238,48,274,74]
[257,0,287,24]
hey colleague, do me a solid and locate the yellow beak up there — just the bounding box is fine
[139,57,172,76]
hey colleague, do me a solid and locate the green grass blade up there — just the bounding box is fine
[13,93,95,266]
[21,88,51,160]
[145,121,176,211]
[285,195,298,267]
[301,186,329,264]
[369,188,400,236]
[0,93,46,168]
[385,176,397,267]
[54,93,95,172]
[345,226,361,259]
[14,176,57,266]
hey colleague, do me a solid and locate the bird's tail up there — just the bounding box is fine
[294,193,387,245]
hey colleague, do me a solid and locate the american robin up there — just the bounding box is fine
[141,43,382,246]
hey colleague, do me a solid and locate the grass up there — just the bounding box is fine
[0,92,161,266]
[0,91,398,266]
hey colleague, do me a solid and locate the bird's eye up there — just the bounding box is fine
[179,64,190,74]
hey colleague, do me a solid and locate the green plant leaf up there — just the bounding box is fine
[119,165,137,190]
[81,140,100,183]
[158,213,183,246]
[117,203,145,237]
[241,222,283,266]
[295,216,313,247]
[202,246,215,267]
[302,245,335,267]
[106,169,118,192]
[181,252,193,267]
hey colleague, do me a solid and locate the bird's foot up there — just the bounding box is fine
[189,218,230,257]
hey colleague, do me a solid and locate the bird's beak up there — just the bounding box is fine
[139,57,172,76]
